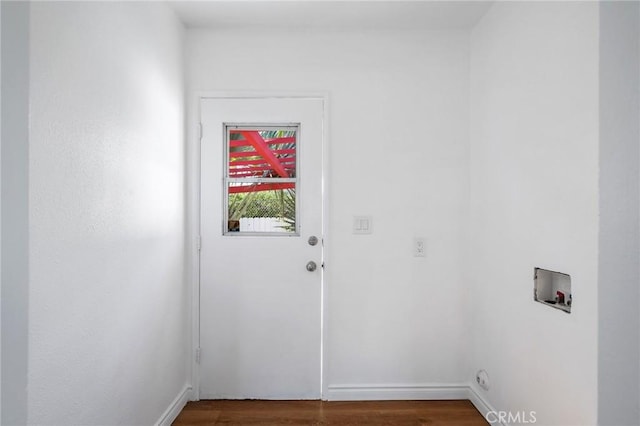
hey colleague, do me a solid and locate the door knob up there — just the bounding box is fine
[306,261,317,272]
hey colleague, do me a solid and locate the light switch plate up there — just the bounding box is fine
[353,216,372,234]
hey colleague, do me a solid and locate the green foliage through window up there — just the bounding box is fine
[228,188,296,232]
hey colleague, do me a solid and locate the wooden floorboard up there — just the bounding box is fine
[172,400,488,425]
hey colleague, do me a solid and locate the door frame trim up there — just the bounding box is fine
[188,92,330,400]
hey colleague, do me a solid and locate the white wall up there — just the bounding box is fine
[1,4,2,421]
[187,29,471,393]
[1,3,2,420]
[1,2,29,424]
[28,2,188,424]
[599,2,640,425]
[469,3,599,425]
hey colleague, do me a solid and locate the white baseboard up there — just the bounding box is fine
[156,385,193,426]
[325,383,505,425]
[162,383,500,425]
[325,383,470,401]
[467,386,506,426]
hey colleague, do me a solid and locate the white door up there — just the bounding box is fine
[199,97,324,399]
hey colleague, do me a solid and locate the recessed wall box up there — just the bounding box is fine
[534,268,571,313]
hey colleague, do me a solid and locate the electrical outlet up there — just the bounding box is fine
[476,369,490,391]
[414,237,426,257]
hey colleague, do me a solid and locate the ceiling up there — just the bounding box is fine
[168,1,494,31]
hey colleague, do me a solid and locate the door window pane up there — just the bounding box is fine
[224,125,299,235]
[228,129,296,178]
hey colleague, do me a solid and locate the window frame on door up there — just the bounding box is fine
[222,123,301,237]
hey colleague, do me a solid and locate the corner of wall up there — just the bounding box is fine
[1,1,30,424]
[598,2,640,424]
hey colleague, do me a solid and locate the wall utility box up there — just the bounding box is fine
[534,268,571,313]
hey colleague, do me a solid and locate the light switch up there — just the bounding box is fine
[353,216,372,234]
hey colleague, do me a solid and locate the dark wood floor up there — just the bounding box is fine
[172,400,488,425]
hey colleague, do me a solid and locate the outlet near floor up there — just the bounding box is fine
[413,237,426,257]
[476,369,490,391]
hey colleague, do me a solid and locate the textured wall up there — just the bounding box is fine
[1,2,30,424]
[469,2,599,424]
[28,2,188,424]
[599,2,640,424]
